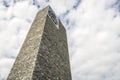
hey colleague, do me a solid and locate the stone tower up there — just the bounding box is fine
[7,6,72,80]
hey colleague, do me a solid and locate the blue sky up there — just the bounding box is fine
[0,0,120,80]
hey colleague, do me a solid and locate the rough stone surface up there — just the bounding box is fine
[7,6,72,80]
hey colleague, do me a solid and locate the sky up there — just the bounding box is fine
[0,0,120,80]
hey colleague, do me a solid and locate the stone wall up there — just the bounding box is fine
[7,6,72,80]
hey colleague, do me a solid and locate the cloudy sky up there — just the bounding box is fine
[0,0,120,80]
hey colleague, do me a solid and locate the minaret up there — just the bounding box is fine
[7,6,72,80]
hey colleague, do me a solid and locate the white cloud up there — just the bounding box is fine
[0,58,14,79]
[0,0,120,80]
[67,0,120,79]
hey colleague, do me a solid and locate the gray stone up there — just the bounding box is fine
[7,6,72,80]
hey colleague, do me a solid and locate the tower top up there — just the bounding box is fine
[43,5,59,28]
